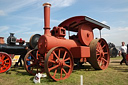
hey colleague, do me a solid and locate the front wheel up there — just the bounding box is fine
[0,52,12,73]
[44,47,74,81]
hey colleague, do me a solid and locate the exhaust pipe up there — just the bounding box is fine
[43,3,51,35]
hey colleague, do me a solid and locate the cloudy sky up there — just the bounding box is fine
[0,0,128,46]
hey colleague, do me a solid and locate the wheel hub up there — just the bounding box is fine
[100,51,104,57]
[59,60,64,67]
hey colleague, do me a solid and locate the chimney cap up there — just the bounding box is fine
[43,3,51,7]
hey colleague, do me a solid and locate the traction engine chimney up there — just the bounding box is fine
[43,3,51,35]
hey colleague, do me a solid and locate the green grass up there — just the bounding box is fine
[0,57,128,85]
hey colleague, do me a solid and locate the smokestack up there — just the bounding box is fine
[43,3,51,35]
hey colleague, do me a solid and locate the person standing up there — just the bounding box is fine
[119,42,128,65]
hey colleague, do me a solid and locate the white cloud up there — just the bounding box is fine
[101,21,107,24]
[103,8,128,12]
[118,27,128,31]
[49,0,76,8]
[0,26,9,33]
[3,0,38,13]
[23,31,42,35]
[0,10,6,16]
[102,34,110,37]
[0,0,76,15]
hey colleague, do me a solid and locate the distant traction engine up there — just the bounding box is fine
[24,3,110,81]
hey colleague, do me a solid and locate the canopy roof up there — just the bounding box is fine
[59,16,110,32]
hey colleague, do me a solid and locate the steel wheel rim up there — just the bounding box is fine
[24,49,45,75]
[96,39,110,69]
[45,47,74,81]
[0,52,12,73]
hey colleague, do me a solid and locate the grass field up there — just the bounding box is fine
[0,57,128,85]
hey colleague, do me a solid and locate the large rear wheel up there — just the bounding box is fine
[24,49,45,75]
[88,38,110,70]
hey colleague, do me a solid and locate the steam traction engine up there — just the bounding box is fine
[0,33,41,73]
[0,33,27,73]
[24,3,110,81]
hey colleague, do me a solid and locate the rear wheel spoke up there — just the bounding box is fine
[102,58,108,63]
[48,59,56,64]
[53,69,57,77]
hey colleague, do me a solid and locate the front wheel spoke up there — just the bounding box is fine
[3,64,7,68]
[0,67,3,71]
[64,57,70,62]
[4,58,9,62]
[39,62,44,66]
[30,53,36,60]
[63,63,71,68]
[2,55,5,60]
[63,51,67,60]
[4,62,9,65]
[26,59,31,61]
[60,68,63,78]
[49,64,59,71]
[53,51,59,60]
[62,68,67,76]
[28,64,34,67]
[58,49,60,58]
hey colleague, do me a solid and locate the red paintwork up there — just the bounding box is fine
[44,47,74,81]
[0,52,12,73]
[30,3,110,81]
[78,24,94,46]
[96,38,110,70]
[0,37,5,44]
[38,35,81,54]
[16,38,25,44]
[58,16,107,31]
[43,3,51,36]
[70,46,90,58]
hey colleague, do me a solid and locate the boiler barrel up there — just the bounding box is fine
[38,35,81,54]
[0,44,27,55]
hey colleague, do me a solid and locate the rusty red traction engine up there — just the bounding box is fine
[24,3,110,81]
